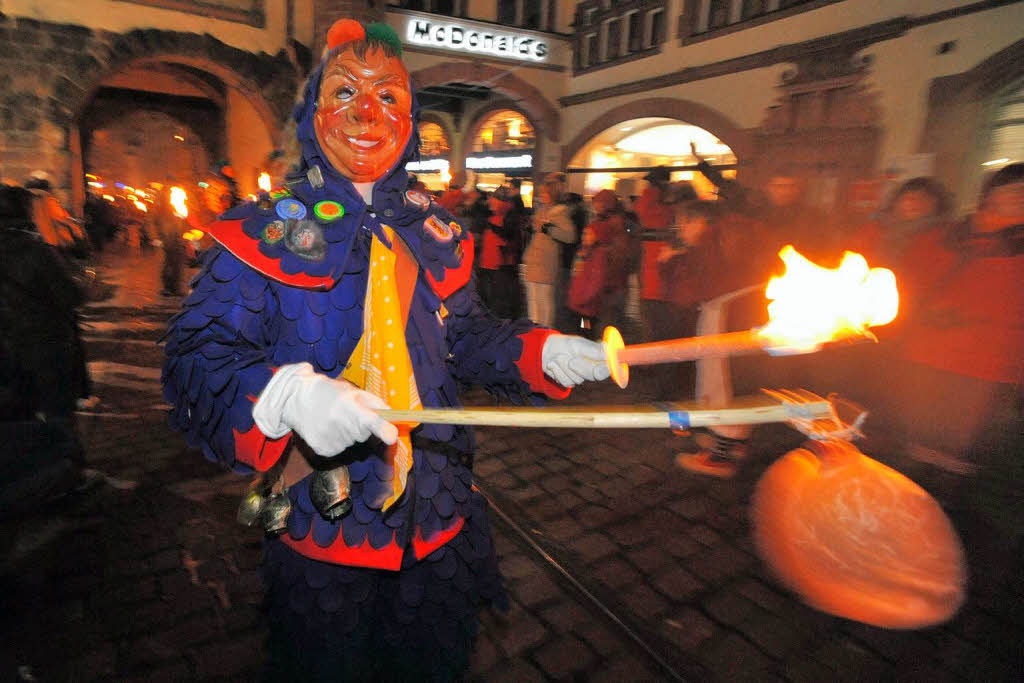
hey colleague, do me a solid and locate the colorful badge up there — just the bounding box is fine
[269,187,291,200]
[285,219,326,261]
[313,200,345,222]
[275,198,307,221]
[262,220,285,244]
[424,214,454,243]
[405,190,431,211]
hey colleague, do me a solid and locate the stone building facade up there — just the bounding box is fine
[2,0,1022,214]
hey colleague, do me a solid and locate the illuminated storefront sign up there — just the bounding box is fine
[406,19,549,62]
[466,154,533,170]
[406,159,451,172]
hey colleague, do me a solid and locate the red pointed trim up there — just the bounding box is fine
[413,516,466,560]
[426,234,475,299]
[282,529,404,571]
[205,219,336,290]
[232,424,292,472]
[515,328,572,399]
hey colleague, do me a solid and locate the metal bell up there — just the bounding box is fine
[259,492,291,536]
[236,482,265,527]
[310,467,353,521]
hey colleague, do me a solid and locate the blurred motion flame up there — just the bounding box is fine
[257,171,272,193]
[757,246,898,353]
[169,186,188,218]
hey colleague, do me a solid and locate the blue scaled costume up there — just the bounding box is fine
[161,39,569,682]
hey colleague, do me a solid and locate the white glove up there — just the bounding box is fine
[252,362,398,456]
[541,335,611,387]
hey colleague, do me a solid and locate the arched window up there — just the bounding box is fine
[567,117,736,196]
[418,121,450,158]
[470,110,535,153]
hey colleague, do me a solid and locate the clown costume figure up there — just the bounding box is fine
[161,19,609,681]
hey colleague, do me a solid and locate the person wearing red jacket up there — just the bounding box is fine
[896,165,1023,465]
[634,166,677,340]
[567,189,631,338]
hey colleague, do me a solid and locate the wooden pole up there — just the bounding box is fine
[378,399,832,430]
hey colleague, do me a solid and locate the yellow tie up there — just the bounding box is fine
[342,226,421,511]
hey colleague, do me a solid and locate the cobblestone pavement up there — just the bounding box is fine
[1,249,1020,681]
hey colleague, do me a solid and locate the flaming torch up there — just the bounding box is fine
[169,186,189,219]
[603,246,899,387]
[257,171,272,193]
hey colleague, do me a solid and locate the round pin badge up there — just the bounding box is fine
[424,214,454,243]
[275,198,307,221]
[405,190,432,211]
[313,200,345,222]
[262,220,285,245]
[285,219,326,261]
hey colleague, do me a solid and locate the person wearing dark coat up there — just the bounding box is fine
[0,185,93,515]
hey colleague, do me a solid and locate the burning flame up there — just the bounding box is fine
[757,246,898,353]
[257,171,272,193]
[169,186,188,218]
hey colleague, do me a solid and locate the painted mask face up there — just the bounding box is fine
[314,45,413,183]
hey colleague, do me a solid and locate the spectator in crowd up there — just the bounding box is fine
[479,186,522,318]
[25,172,90,258]
[438,182,466,214]
[521,173,576,327]
[567,189,631,339]
[634,166,676,341]
[151,186,187,297]
[0,184,97,515]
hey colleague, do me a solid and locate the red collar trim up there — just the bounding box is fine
[205,219,336,290]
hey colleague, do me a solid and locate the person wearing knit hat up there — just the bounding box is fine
[162,18,609,680]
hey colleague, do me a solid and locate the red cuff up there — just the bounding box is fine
[235,368,290,471]
[232,424,292,471]
[515,328,572,399]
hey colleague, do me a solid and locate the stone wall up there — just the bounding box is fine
[0,11,297,206]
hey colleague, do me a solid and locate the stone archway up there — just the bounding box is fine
[460,98,543,184]
[562,97,752,169]
[410,62,560,143]
[1,21,298,214]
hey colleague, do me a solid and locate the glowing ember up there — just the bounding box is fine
[757,246,898,354]
[257,171,272,193]
[133,199,148,213]
[183,229,205,241]
[169,186,188,218]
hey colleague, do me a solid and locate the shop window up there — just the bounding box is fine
[582,32,598,68]
[497,0,554,30]
[650,8,665,47]
[605,18,621,60]
[742,0,768,20]
[573,0,667,73]
[707,0,731,31]
[497,1,516,24]
[471,110,535,153]
[627,12,643,53]
[683,0,847,43]
[398,0,458,15]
